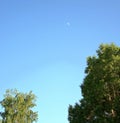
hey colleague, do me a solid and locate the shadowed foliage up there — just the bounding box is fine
[68,43,120,123]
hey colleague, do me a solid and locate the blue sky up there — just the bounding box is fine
[0,0,120,123]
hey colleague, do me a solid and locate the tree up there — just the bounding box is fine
[68,43,120,123]
[0,89,38,123]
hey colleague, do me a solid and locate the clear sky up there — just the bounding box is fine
[0,0,120,123]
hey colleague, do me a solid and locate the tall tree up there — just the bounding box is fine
[0,89,38,123]
[68,43,120,123]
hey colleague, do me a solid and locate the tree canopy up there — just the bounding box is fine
[0,89,38,123]
[68,43,120,123]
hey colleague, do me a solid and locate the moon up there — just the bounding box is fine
[66,22,70,26]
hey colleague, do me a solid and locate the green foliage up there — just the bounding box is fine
[68,43,120,123]
[0,89,38,123]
